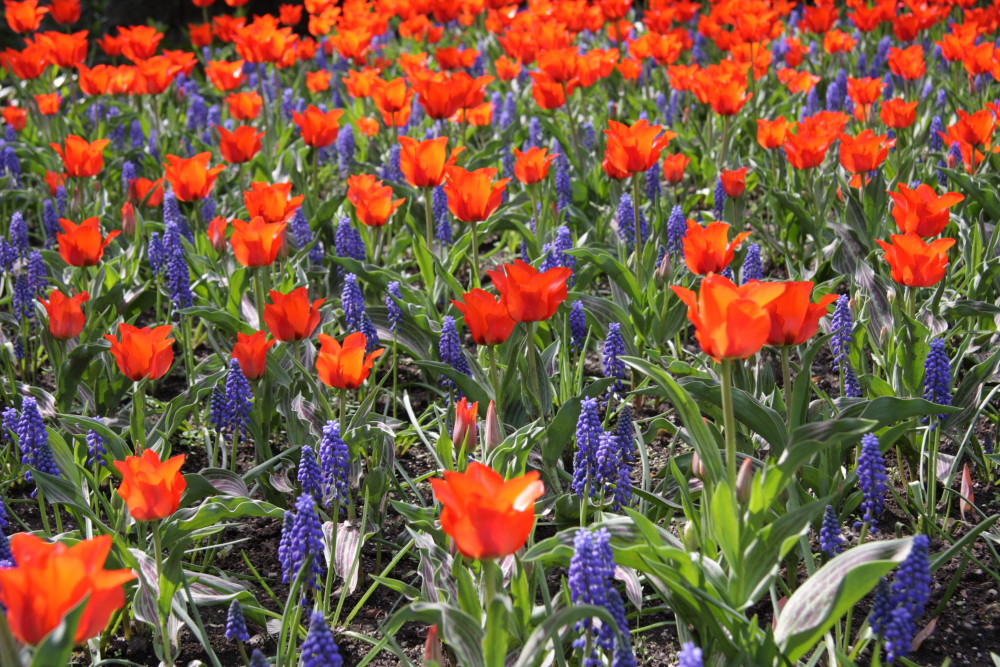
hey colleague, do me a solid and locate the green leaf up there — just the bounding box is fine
[774,538,915,662]
[384,602,485,667]
[160,496,283,545]
[511,604,622,667]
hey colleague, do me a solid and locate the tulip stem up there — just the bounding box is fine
[152,521,174,666]
[781,347,793,426]
[469,221,481,288]
[524,322,543,417]
[720,359,737,489]
[424,188,436,253]
[339,389,347,431]
[486,345,502,417]
[632,174,642,283]
[254,268,268,331]
[133,380,148,453]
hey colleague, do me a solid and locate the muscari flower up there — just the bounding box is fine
[225,599,250,642]
[742,243,763,283]
[319,420,351,507]
[855,433,888,532]
[439,315,472,391]
[16,396,60,484]
[678,642,704,667]
[335,217,366,263]
[300,610,343,667]
[819,504,845,557]
[433,185,453,246]
[298,445,324,505]
[540,225,576,277]
[667,205,687,256]
[923,338,952,419]
[569,300,588,351]
[86,429,107,467]
[225,358,253,437]
[603,323,627,394]
[279,494,325,590]
[385,281,403,333]
[871,534,931,663]
[572,398,604,499]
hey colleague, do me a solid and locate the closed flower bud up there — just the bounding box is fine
[691,452,706,481]
[452,397,478,454]
[484,400,502,452]
[736,457,754,503]
[121,202,136,237]
[423,625,444,666]
[681,520,698,551]
[654,252,671,283]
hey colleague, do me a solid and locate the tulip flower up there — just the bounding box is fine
[875,234,956,288]
[398,136,464,188]
[347,174,405,227]
[113,449,187,521]
[35,92,61,115]
[763,282,840,347]
[229,216,287,267]
[3,106,26,131]
[880,98,918,129]
[5,0,47,32]
[512,146,558,185]
[232,330,276,380]
[243,182,303,223]
[603,119,675,177]
[315,332,385,390]
[429,461,545,559]
[887,44,926,80]
[226,91,263,120]
[128,177,165,207]
[264,287,324,342]
[488,260,572,323]
[218,125,264,163]
[51,135,110,178]
[104,323,175,381]
[756,117,795,150]
[888,184,964,237]
[163,152,225,202]
[57,217,120,267]
[38,289,90,340]
[0,534,135,646]
[838,129,893,174]
[720,167,749,198]
[670,273,784,361]
[451,289,517,346]
[443,166,510,224]
[682,221,751,276]
[952,109,995,148]
[662,153,691,182]
[291,105,345,147]
[452,397,478,455]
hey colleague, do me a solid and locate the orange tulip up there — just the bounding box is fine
[603,119,675,177]
[243,181,303,223]
[451,289,517,346]
[452,397,478,452]
[952,109,994,147]
[838,130,893,174]
[756,116,795,150]
[57,217,120,267]
[226,91,263,120]
[3,105,26,131]
[104,323,175,381]
[398,136,464,188]
[875,233,956,287]
[372,77,413,126]
[0,534,135,646]
[763,282,840,347]
[232,330,276,380]
[513,146,558,185]
[495,55,522,81]
[163,152,225,202]
[429,461,545,559]
[443,166,510,223]
[888,183,964,238]
[49,0,80,24]
[229,217,287,267]
[264,287,324,342]
[114,449,187,521]
[306,69,331,92]
[218,125,264,163]
[291,105,345,147]
[315,332,385,390]
[347,174,405,227]
[662,152,691,182]
[720,167,749,198]
[38,289,89,339]
[51,135,109,178]
[682,220,751,276]
[846,77,885,120]
[487,260,572,323]
[887,45,926,81]
[34,92,60,115]
[4,0,47,33]
[128,177,164,207]
[880,98,918,129]
[355,117,379,137]
[530,71,574,110]
[670,273,784,361]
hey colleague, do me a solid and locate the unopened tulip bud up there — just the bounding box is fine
[691,452,706,481]
[681,520,697,551]
[121,202,136,237]
[736,457,754,504]
[452,397,479,454]
[423,624,444,666]
[208,216,228,253]
[484,400,502,452]
[654,252,671,283]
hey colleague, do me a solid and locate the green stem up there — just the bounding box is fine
[133,380,148,453]
[424,188,436,252]
[721,359,737,490]
[524,322,543,417]
[152,521,174,666]
[632,174,643,284]
[486,345,502,416]
[469,221,481,288]
[339,389,347,430]
[781,347,793,426]
[254,267,268,331]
